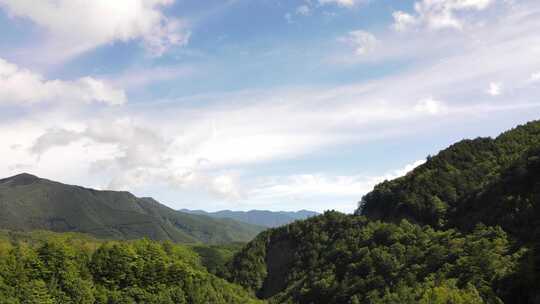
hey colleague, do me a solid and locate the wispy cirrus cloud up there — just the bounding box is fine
[5,0,540,206]
[0,0,539,212]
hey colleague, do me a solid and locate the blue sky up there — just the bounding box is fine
[0,0,539,213]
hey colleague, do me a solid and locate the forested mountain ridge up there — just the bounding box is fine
[0,174,264,244]
[228,213,520,303]
[226,120,540,303]
[181,209,319,227]
[357,120,540,228]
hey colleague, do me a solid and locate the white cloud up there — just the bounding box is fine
[10,83,467,206]
[0,0,189,57]
[393,0,494,31]
[206,174,244,201]
[32,118,169,168]
[296,5,312,16]
[31,129,83,156]
[530,72,540,83]
[111,169,244,201]
[319,0,359,7]
[15,37,540,202]
[414,98,447,115]
[487,82,502,96]
[394,160,427,177]
[0,58,126,105]
[392,11,419,32]
[285,0,364,23]
[338,30,378,56]
[26,116,248,201]
[250,160,425,212]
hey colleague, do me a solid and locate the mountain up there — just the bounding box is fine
[228,212,516,303]
[0,173,265,244]
[225,120,540,303]
[358,120,540,227]
[181,209,319,228]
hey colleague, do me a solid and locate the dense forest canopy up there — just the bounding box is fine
[227,120,540,304]
[227,212,528,304]
[451,146,540,243]
[0,231,262,304]
[357,121,540,229]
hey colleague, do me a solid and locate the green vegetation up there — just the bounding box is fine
[0,231,262,304]
[227,120,540,303]
[0,174,264,244]
[358,120,540,228]
[227,212,521,303]
[452,146,540,243]
[191,243,244,277]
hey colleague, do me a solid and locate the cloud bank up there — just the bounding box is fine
[0,58,125,105]
[0,0,189,58]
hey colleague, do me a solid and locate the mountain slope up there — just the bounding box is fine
[181,209,319,228]
[452,146,540,242]
[227,212,518,303]
[226,120,540,303]
[358,120,540,227]
[0,174,264,244]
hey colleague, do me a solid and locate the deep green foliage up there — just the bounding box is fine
[0,234,263,304]
[191,243,244,277]
[192,245,229,276]
[228,212,519,304]
[451,147,540,302]
[358,120,540,228]
[228,120,540,304]
[354,120,540,302]
[452,147,540,242]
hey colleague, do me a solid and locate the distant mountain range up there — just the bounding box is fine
[0,173,264,244]
[180,209,319,228]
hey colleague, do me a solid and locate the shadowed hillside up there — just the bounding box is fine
[0,174,265,244]
[358,120,540,228]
